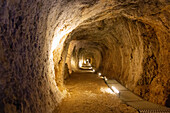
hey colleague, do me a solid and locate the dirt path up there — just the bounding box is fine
[56,73,138,113]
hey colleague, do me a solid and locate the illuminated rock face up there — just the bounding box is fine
[0,0,169,113]
[69,17,165,104]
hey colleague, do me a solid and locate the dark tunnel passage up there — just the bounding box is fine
[0,0,170,113]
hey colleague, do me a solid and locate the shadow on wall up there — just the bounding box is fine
[165,95,170,107]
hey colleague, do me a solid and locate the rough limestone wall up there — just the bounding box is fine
[47,0,114,90]
[47,0,170,107]
[99,17,167,106]
[0,0,63,113]
[0,0,169,113]
[64,0,170,105]
[0,0,113,112]
[68,41,102,72]
[66,41,77,74]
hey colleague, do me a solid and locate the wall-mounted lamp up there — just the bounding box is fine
[98,73,102,76]
[104,76,107,81]
[111,86,119,94]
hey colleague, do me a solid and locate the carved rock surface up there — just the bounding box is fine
[0,0,169,113]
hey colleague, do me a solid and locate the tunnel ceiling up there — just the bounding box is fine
[58,2,170,107]
[0,0,170,113]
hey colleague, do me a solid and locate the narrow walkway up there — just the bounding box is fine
[106,80,170,113]
[56,73,138,113]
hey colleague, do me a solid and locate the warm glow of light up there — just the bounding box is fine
[100,76,104,79]
[92,69,95,72]
[104,76,107,81]
[111,86,119,94]
[50,27,74,60]
[79,60,83,67]
[89,67,92,69]
[98,73,101,76]
[79,63,82,67]
[100,88,114,94]
[51,27,73,52]
[84,60,87,64]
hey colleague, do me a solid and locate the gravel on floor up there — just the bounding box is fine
[55,73,138,113]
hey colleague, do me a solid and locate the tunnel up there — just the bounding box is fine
[0,0,170,113]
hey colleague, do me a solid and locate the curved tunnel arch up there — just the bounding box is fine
[52,7,169,108]
[0,0,169,113]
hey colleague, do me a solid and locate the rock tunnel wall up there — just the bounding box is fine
[0,0,121,112]
[0,0,169,113]
[69,13,169,106]
[0,0,65,113]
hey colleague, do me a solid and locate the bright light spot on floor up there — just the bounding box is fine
[100,88,114,94]
[111,86,119,94]
[98,73,101,76]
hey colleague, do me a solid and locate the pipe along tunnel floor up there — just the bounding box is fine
[54,73,138,113]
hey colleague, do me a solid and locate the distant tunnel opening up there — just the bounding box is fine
[52,15,169,108]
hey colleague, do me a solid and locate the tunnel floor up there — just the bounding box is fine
[55,73,138,113]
